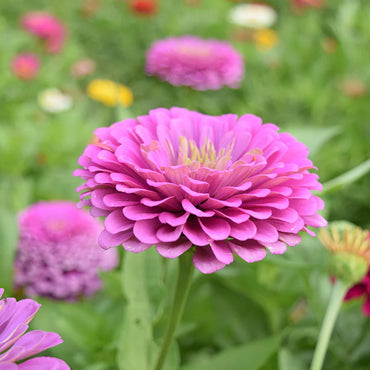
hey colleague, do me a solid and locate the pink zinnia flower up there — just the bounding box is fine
[15,201,118,300]
[145,36,244,90]
[345,267,370,316]
[74,108,327,274]
[21,11,66,54]
[11,53,40,80]
[0,288,69,369]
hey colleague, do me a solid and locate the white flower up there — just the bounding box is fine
[38,88,73,113]
[228,3,277,29]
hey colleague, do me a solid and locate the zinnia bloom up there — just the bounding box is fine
[74,107,326,274]
[345,267,370,316]
[38,88,73,113]
[0,288,69,369]
[129,0,158,16]
[292,0,325,10]
[145,36,244,90]
[21,11,66,54]
[70,58,96,78]
[253,29,279,51]
[228,3,277,29]
[86,79,133,107]
[14,201,118,300]
[11,53,40,80]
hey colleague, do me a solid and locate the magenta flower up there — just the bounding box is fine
[11,53,40,81]
[21,11,66,54]
[74,108,327,273]
[15,201,118,300]
[145,36,244,90]
[345,267,370,316]
[0,288,69,369]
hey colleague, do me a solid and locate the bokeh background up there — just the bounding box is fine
[0,1,369,369]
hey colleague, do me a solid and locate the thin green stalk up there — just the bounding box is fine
[310,279,348,370]
[154,251,194,370]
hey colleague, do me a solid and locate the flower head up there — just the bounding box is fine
[11,53,40,80]
[253,29,279,51]
[145,36,244,91]
[228,3,277,29]
[70,58,96,78]
[87,79,133,107]
[0,289,69,369]
[319,222,370,283]
[292,0,325,10]
[74,108,326,274]
[21,11,66,54]
[15,201,119,300]
[129,0,158,16]
[345,267,370,316]
[38,88,73,113]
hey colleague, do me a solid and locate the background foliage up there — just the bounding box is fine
[0,0,369,369]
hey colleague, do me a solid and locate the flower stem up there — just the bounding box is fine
[310,279,348,370]
[154,251,194,370]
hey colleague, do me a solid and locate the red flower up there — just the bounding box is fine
[345,267,370,316]
[129,0,158,16]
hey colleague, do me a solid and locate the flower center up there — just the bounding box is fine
[175,45,211,58]
[177,136,233,170]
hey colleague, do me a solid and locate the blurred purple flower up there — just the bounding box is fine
[21,11,66,54]
[145,36,244,90]
[345,267,370,316]
[15,201,118,300]
[11,53,40,81]
[74,108,327,273]
[0,288,69,369]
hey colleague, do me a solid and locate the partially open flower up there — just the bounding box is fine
[228,3,277,29]
[319,222,370,284]
[11,53,40,80]
[38,88,73,113]
[14,201,119,300]
[75,107,326,274]
[86,79,133,107]
[345,267,370,316]
[0,289,69,368]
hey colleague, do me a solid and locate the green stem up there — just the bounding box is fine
[154,251,194,370]
[310,279,348,370]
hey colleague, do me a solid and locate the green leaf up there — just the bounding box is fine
[117,250,156,370]
[278,348,306,370]
[283,126,339,157]
[181,335,280,370]
[0,209,17,292]
[322,158,370,194]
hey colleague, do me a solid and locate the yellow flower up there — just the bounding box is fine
[253,29,278,51]
[86,79,133,107]
[319,222,370,283]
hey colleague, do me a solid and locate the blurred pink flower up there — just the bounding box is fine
[11,53,40,80]
[74,108,326,274]
[345,268,370,316]
[145,36,244,90]
[15,201,119,300]
[0,288,69,369]
[21,11,66,54]
[70,58,96,78]
[292,0,325,11]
